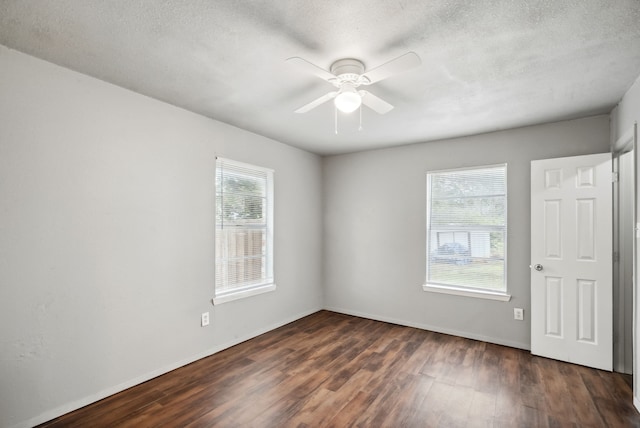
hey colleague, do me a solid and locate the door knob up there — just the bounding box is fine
[533,264,543,271]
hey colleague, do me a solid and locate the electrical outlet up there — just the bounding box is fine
[201,312,210,327]
[514,308,524,321]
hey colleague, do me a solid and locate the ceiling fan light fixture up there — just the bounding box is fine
[334,84,361,113]
[288,52,421,116]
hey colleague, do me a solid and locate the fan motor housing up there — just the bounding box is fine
[330,59,365,79]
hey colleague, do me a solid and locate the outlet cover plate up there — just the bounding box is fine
[514,308,524,321]
[201,312,210,327]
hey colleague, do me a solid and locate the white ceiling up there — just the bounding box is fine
[1,1,640,155]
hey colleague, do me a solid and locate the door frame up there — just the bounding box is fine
[613,124,639,410]
[612,124,637,374]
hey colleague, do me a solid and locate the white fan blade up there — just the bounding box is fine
[361,52,421,84]
[295,91,338,113]
[360,90,394,114]
[286,57,336,82]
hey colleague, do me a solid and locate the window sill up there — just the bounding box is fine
[422,283,511,301]
[213,283,276,305]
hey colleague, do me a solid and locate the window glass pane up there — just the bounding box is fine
[218,193,265,224]
[429,258,504,290]
[215,158,273,296]
[217,169,266,196]
[427,165,507,293]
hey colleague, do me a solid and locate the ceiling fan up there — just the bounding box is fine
[287,52,422,115]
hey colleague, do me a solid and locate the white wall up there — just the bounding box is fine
[611,75,640,143]
[610,74,640,410]
[323,116,610,349]
[0,46,324,428]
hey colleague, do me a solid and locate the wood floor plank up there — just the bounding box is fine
[378,371,435,427]
[38,311,640,428]
[351,370,415,426]
[280,387,337,427]
[324,390,378,427]
[420,332,466,384]
[289,368,378,427]
[538,357,579,424]
[402,331,442,375]
[421,380,474,427]
[453,338,486,388]
[558,363,606,427]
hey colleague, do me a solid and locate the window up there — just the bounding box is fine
[424,164,509,301]
[214,158,274,304]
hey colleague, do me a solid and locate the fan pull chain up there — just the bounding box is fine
[334,106,338,134]
[359,105,363,131]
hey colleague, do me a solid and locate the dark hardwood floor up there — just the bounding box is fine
[39,310,640,427]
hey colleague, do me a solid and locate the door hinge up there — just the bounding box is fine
[613,251,620,262]
[612,172,619,183]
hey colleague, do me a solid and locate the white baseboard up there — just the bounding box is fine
[18,307,321,428]
[635,396,640,414]
[323,305,531,351]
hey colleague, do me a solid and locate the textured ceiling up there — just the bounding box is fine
[1,1,640,155]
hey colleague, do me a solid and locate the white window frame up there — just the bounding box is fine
[423,164,510,301]
[213,157,275,305]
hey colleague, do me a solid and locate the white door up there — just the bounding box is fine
[531,153,612,370]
